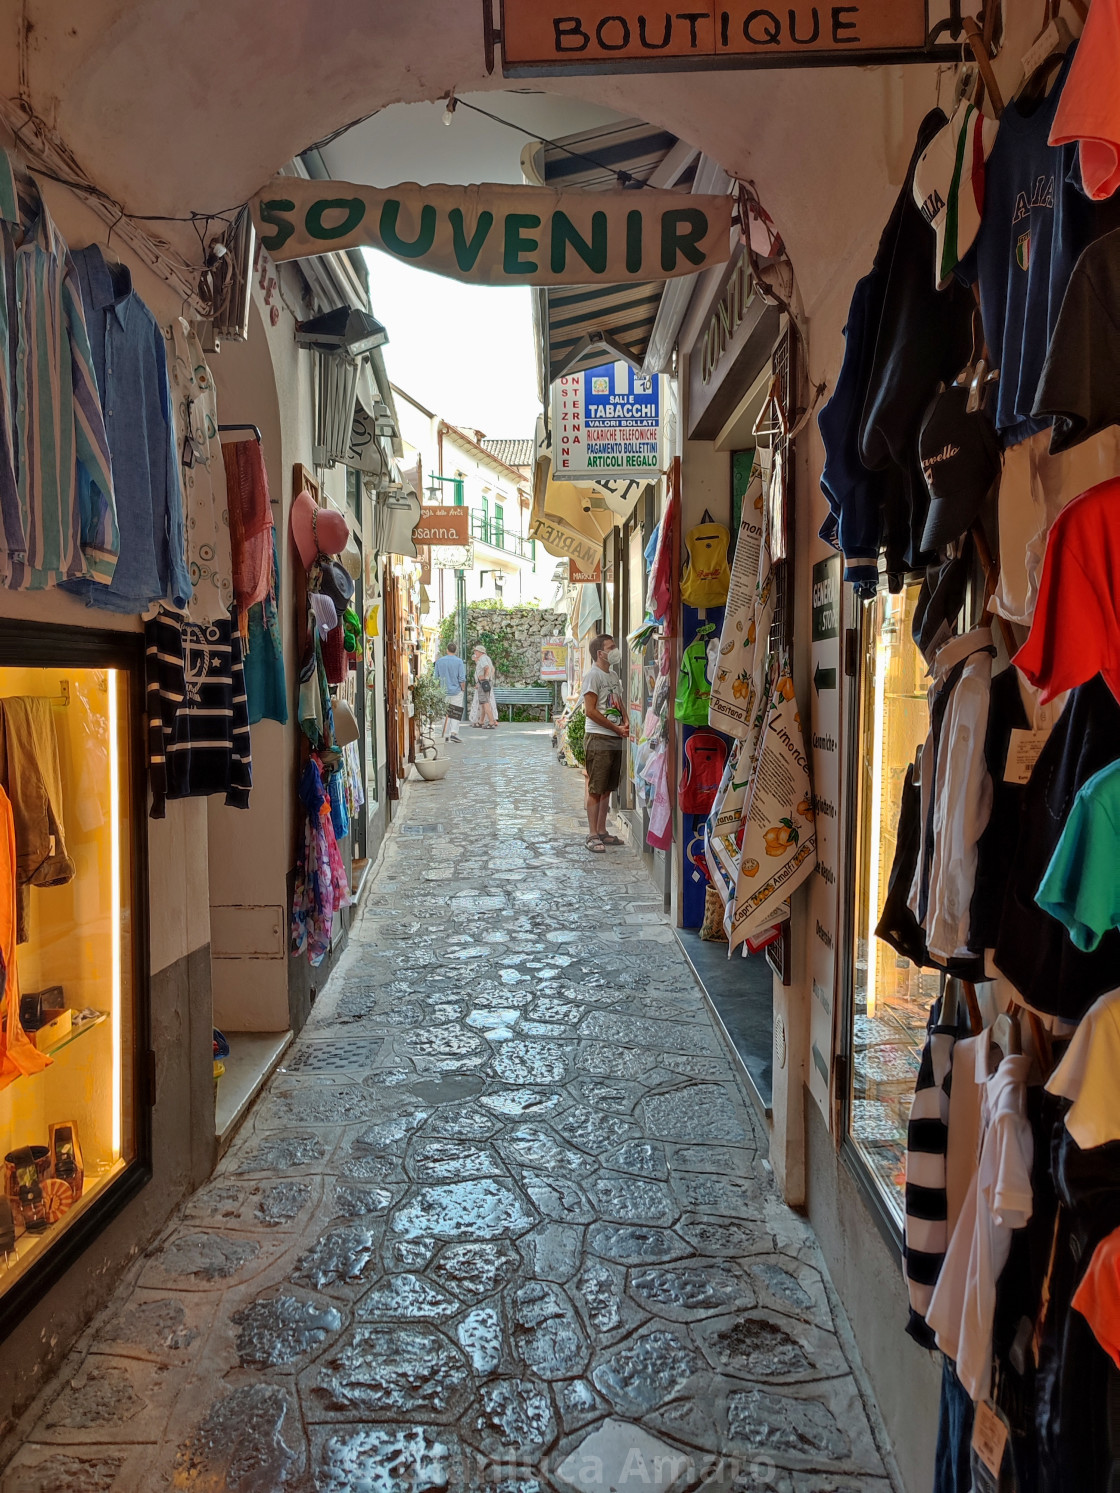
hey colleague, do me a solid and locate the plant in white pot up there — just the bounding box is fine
[411,672,452,780]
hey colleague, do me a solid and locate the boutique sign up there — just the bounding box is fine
[251,179,733,286]
[492,0,936,72]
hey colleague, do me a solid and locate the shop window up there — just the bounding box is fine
[847,586,935,1223]
[0,638,146,1323]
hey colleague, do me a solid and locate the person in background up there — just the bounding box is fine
[472,643,498,729]
[582,632,628,853]
[433,640,467,743]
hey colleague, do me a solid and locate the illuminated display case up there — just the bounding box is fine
[846,587,937,1224]
[0,626,148,1331]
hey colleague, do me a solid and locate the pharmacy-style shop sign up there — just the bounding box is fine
[252,181,732,285]
[491,0,946,73]
[552,363,662,480]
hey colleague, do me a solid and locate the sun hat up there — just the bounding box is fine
[291,490,349,569]
[332,698,359,747]
[316,557,355,611]
[912,99,1000,289]
[308,592,338,639]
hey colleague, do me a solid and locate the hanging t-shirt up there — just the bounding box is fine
[1073,1228,1120,1371]
[927,1046,1034,1403]
[1014,476,1120,706]
[1049,0,1120,201]
[958,47,1095,447]
[1047,986,1120,1149]
[1034,228,1120,452]
[1036,759,1120,951]
[993,675,1120,1021]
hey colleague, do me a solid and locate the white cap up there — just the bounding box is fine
[913,100,1000,289]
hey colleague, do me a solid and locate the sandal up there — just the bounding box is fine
[586,835,606,853]
[599,833,623,846]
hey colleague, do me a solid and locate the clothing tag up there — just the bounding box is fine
[972,1399,1009,1477]
[1004,728,1048,785]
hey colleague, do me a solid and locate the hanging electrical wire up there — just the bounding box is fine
[441,95,653,188]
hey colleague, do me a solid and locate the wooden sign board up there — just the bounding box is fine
[412,506,469,546]
[495,0,939,74]
[569,558,602,583]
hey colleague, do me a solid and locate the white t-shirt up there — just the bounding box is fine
[927,1045,1034,1402]
[1047,986,1120,1149]
[583,665,625,739]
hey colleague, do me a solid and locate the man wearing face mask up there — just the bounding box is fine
[582,633,629,853]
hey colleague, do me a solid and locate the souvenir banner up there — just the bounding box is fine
[252,179,733,285]
[729,657,817,950]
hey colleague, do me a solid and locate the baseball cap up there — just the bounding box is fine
[912,99,999,289]
[919,381,1001,550]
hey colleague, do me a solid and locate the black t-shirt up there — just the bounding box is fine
[994,674,1120,1020]
[970,667,1030,955]
[1034,226,1120,453]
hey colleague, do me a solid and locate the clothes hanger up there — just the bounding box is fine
[962,15,1005,117]
[989,1006,1022,1070]
[1016,0,1074,108]
[940,972,961,1029]
[218,424,263,443]
[699,508,716,526]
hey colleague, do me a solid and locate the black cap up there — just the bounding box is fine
[918,383,1000,550]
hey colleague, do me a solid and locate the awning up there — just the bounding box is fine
[531,122,697,385]
[530,468,615,569]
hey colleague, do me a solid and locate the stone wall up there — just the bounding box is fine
[457,606,568,686]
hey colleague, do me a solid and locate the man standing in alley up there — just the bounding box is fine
[582,633,628,853]
[434,640,467,742]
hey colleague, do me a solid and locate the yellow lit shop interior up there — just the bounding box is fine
[0,663,137,1300]
[848,587,937,1221]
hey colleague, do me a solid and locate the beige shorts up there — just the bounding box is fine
[585,733,623,797]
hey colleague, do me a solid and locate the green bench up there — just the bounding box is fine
[491,686,554,722]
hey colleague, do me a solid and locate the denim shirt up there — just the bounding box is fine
[64,246,189,612]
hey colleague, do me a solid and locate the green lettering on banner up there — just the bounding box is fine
[661,208,708,272]
[380,200,437,259]
[504,214,541,275]
[625,209,643,273]
[550,210,608,275]
[305,197,366,241]
[449,208,495,272]
[258,198,296,253]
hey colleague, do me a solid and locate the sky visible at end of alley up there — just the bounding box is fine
[363,249,541,438]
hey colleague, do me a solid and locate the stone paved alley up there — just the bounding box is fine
[4,727,900,1493]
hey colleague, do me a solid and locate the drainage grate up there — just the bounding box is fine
[398,823,445,837]
[284,1039,384,1072]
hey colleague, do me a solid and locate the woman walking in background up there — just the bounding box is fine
[472,643,498,729]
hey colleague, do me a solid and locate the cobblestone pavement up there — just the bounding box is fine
[4,726,900,1493]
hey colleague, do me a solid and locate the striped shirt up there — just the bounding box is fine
[144,609,252,819]
[0,151,117,590]
[903,998,961,1346]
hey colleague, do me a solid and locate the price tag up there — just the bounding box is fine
[1004,728,1048,785]
[972,1399,1009,1477]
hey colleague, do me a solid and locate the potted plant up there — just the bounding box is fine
[411,672,452,781]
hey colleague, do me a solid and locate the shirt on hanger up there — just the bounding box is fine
[908,629,996,962]
[65,245,190,614]
[1014,476,1120,706]
[927,1041,1034,1403]
[144,609,252,819]
[1036,759,1120,951]
[1049,0,1120,201]
[970,667,1063,954]
[1073,1227,1120,1371]
[1047,986,1120,1149]
[994,676,1120,1021]
[958,47,1095,447]
[1034,229,1120,452]
[0,151,117,591]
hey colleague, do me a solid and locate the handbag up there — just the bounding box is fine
[478,677,493,697]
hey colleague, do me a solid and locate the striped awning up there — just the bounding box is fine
[538,121,694,385]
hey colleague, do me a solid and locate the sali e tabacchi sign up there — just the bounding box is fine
[250,179,733,286]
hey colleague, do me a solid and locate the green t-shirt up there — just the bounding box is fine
[1036,759,1120,952]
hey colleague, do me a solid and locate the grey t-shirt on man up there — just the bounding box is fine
[583,665,625,740]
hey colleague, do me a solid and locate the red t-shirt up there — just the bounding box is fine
[1015,477,1120,705]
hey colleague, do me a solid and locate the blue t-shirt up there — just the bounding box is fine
[434,653,466,697]
[959,47,1093,447]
